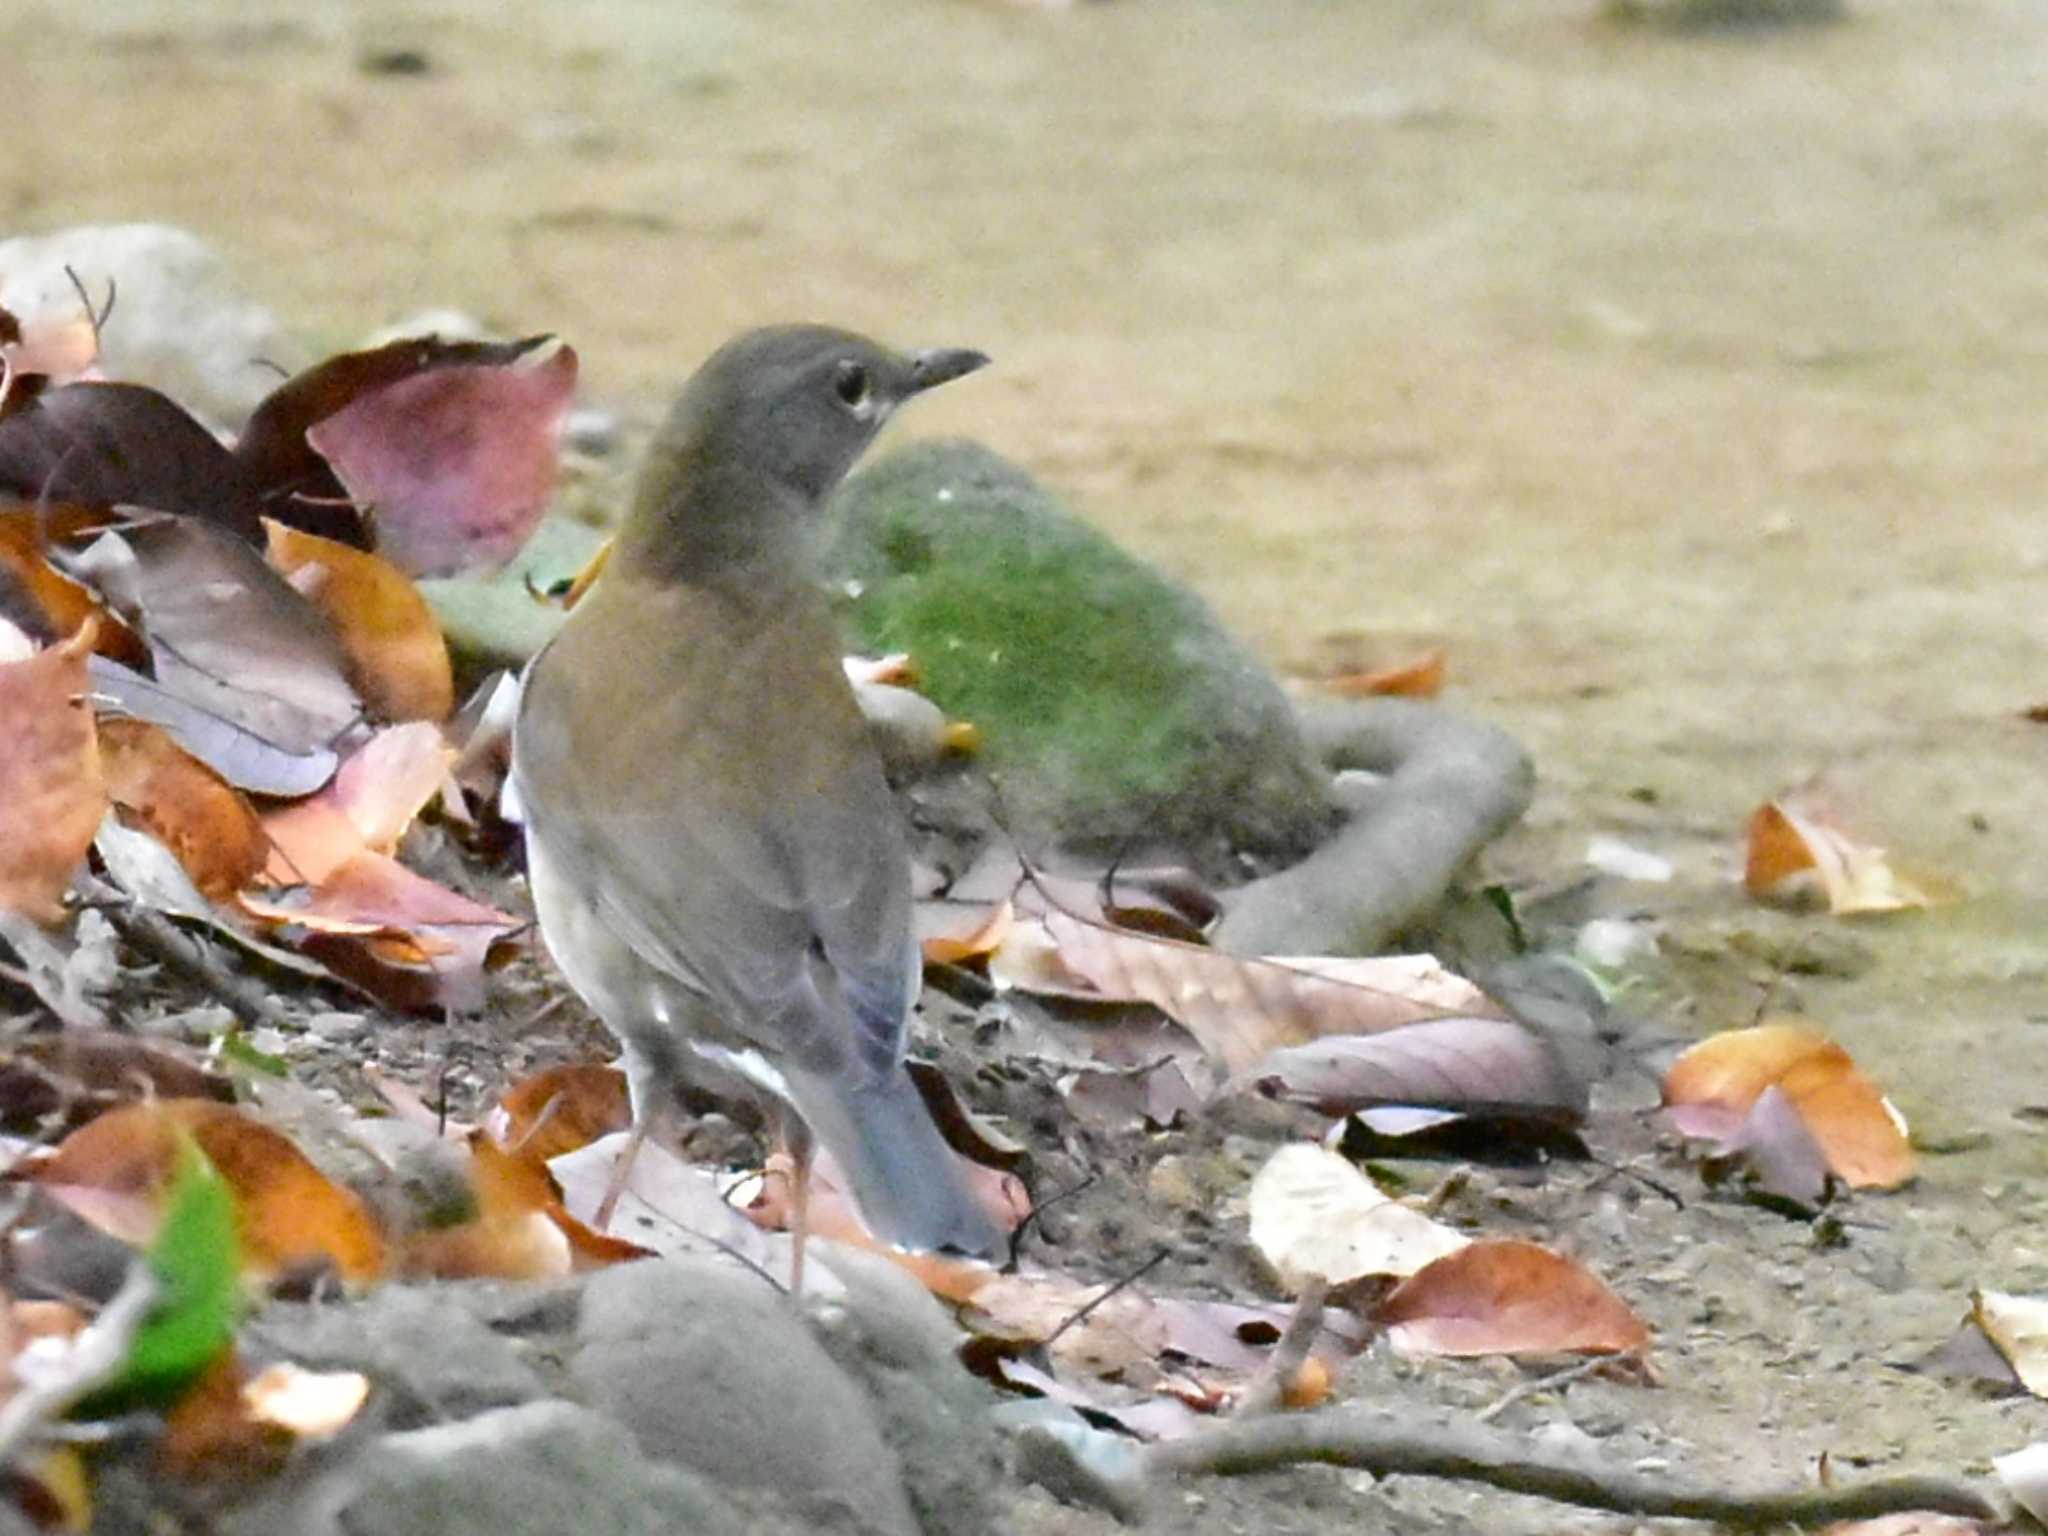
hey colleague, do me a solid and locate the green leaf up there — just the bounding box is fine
[79,1135,242,1415]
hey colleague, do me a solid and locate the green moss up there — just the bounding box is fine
[827,440,1332,859]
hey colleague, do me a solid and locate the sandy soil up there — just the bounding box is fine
[10,0,2048,1528]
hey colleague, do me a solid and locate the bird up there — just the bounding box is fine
[509,325,1005,1276]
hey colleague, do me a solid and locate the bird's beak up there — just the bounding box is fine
[906,347,991,395]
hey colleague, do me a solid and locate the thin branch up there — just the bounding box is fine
[1232,1275,1327,1419]
[1145,1405,2001,1530]
[0,1264,157,1468]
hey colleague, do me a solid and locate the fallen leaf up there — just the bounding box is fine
[1043,909,1498,1076]
[1745,793,1939,915]
[1251,1015,1588,1122]
[305,337,577,577]
[0,382,266,542]
[0,1027,232,1134]
[1247,1143,1469,1293]
[26,1100,386,1286]
[1318,648,1447,699]
[86,654,339,797]
[1662,1021,1914,1189]
[0,502,129,649]
[60,516,364,758]
[260,721,455,887]
[241,1361,371,1437]
[98,719,268,899]
[1972,1290,2048,1399]
[398,1134,574,1281]
[921,899,1015,967]
[486,1064,631,1165]
[1379,1238,1650,1357]
[0,619,104,922]
[266,521,454,723]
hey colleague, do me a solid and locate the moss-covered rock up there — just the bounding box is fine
[824,440,1336,870]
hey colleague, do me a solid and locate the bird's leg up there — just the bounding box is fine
[593,1111,656,1231]
[783,1111,815,1299]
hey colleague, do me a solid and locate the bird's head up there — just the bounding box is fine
[619,325,988,582]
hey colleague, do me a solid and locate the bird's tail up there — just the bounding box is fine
[783,1064,1005,1259]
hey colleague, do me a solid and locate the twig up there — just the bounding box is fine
[98,898,291,1032]
[1474,1355,1614,1423]
[1144,1405,2001,1529]
[1043,1248,1169,1351]
[1232,1275,1328,1419]
[0,1264,157,1468]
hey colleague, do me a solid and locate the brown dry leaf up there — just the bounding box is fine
[965,1268,1170,1378]
[1251,1015,1588,1121]
[98,719,268,899]
[0,1027,232,1134]
[1744,794,1939,915]
[1662,1021,1914,1189]
[398,1133,572,1281]
[242,849,519,1014]
[1971,1289,2048,1399]
[1042,909,1497,1076]
[1247,1144,1469,1293]
[10,1442,91,1532]
[266,521,454,724]
[26,1099,387,1286]
[0,618,104,922]
[485,1064,631,1166]
[1379,1238,1650,1358]
[0,503,131,650]
[1319,647,1448,699]
[260,721,454,886]
[921,899,1015,967]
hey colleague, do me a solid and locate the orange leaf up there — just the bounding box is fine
[1744,794,1937,915]
[0,504,133,654]
[398,1134,574,1280]
[1663,1022,1913,1189]
[921,899,1014,967]
[1320,648,1447,699]
[99,719,268,899]
[28,1100,387,1285]
[1379,1238,1650,1357]
[261,722,454,886]
[0,619,104,922]
[266,521,454,724]
[158,1354,292,1481]
[486,1064,632,1165]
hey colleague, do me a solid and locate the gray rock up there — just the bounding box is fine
[804,1245,1004,1536]
[227,1400,746,1536]
[245,1284,547,1424]
[824,440,1337,873]
[568,1255,921,1536]
[0,223,304,429]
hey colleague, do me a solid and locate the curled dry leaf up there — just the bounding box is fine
[0,381,267,542]
[0,618,104,922]
[1247,1143,1469,1294]
[398,1134,576,1281]
[1379,1238,1650,1358]
[921,898,1015,967]
[305,336,577,578]
[1744,794,1939,915]
[0,502,133,651]
[485,1064,631,1166]
[260,721,454,886]
[1317,647,1447,699]
[265,521,454,723]
[98,719,268,899]
[965,1268,1171,1379]
[25,1099,386,1286]
[1662,1021,1914,1190]
[1252,1015,1588,1122]
[61,516,364,759]
[1043,909,1497,1076]
[1971,1290,2048,1399]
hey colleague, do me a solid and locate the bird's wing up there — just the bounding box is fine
[513,579,917,1082]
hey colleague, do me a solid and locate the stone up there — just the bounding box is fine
[224,1400,747,1536]
[0,223,304,429]
[568,1255,920,1536]
[244,1284,547,1424]
[824,440,1337,873]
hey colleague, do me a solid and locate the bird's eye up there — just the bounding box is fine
[833,360,871,410]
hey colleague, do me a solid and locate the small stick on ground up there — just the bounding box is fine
[1474,1354,1615,1423]
[100,900,292,1032]
[1232,1275,1328,1420]
[1144,1405,2002,1530]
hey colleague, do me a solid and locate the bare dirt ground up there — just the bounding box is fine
[10,0,2048,1528]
